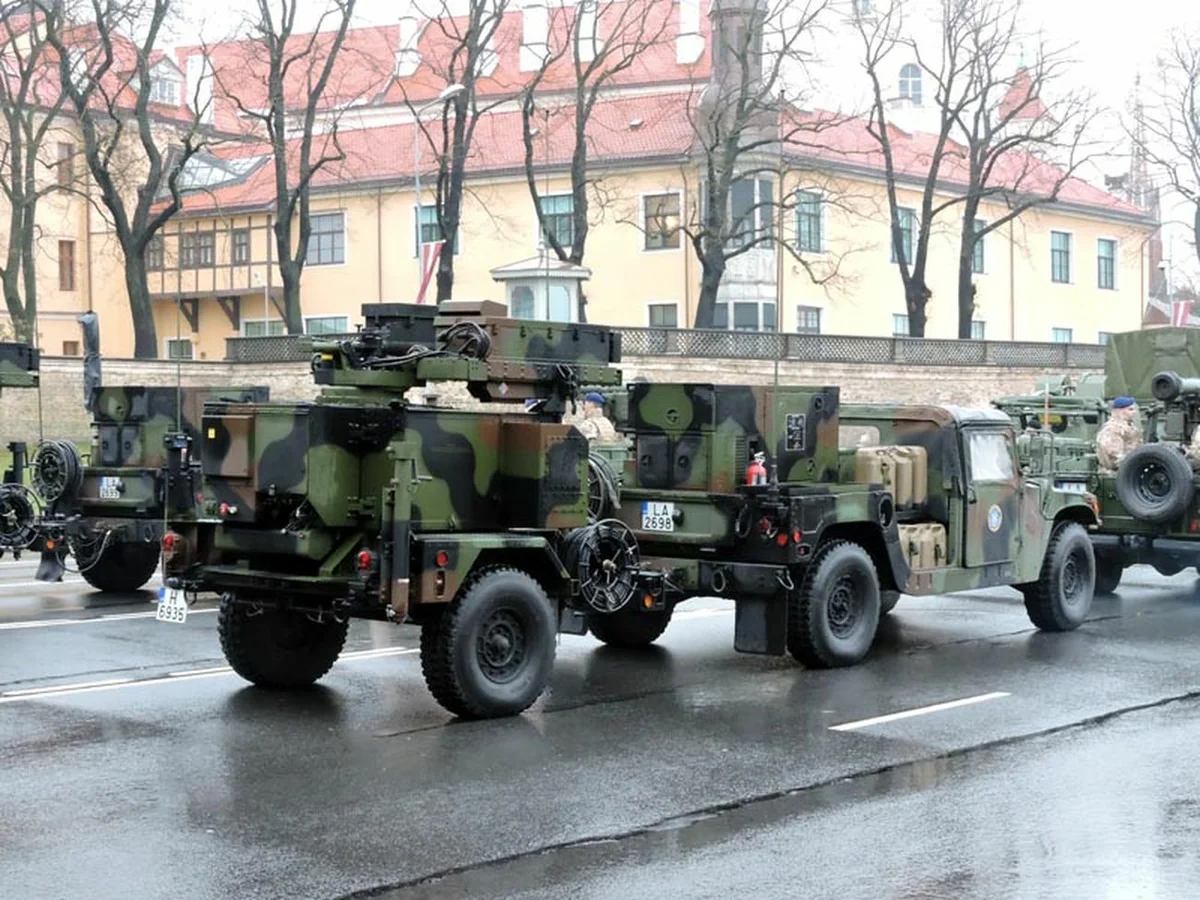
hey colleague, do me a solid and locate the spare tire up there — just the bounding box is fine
[1115,444,1195,524]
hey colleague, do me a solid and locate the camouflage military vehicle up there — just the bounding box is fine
[993,373,1107,441]
[31,314,268,592]
[158,302,1100,719]
[0,340,42,556]
[1084,327,1200,593]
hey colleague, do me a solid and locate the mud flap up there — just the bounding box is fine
[558,607,588,636]
[37,548,66,583]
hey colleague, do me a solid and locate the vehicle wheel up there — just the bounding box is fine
[787,540,881,669]
[587,605,672,647]
[420,568,556,719]
[218,595,348,689]
[1116,444,1195,524]
[1022,522,1094,632]
[80,541,161,593]
[1093,552,1124,595]
[880,591,900,616]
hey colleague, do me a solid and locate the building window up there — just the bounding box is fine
[893,313,910,336]
[166,338,193,360]
[243,319,286,338]
[971,320,985,340]
[1097,331,1111,345]
[711,301,774,332]
[852,0,873,16]
[1051,231,1071,283]
[898,63,922,105]
[539,194,575,248]
[62,340,80,356]
[797,305,821,334]
[730,177,773,249]
[305,316,349,335]
[180,232,215,268]
[972,219,986,274]
[232,229,250,264]
[309,212,345,266]
[643,193,681,250]
[414,206,460,256]
[511,285,535,319]
[892,208,914,264]
[56,142,74,189]
[1097,238,1116,290]
[1052,327,1073,343]
[795,191,823,253]
[150,76,179,106]
[146,236,164,271]
[58,240,75,290]
[647,303,678,327]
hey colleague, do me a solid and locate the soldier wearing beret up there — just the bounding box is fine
[578,391,619,443]
[1095,396,1141,472]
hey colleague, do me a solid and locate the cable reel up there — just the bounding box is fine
[562,519,640,615]
[0,484,38,552]
[586,451,621,522]
[31,439,83,504]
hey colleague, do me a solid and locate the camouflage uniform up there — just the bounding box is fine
[1095,417,1141,472]
[1186,425,1200,469]
[579,413,619,443]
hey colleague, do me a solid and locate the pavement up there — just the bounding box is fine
[3,559,1200,899]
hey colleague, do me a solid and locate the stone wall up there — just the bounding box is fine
[0,354,1097,444]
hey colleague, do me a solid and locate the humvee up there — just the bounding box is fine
[159,303,1100,720]
[0,340,42,555]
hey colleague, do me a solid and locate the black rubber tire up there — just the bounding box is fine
[880,591,900,616]
[1093,552,1124,596]
[420,568,556,719]
[219,595,348,689]
[81,541,161,593]
[1022,522,1094,632]
[787,540,882,668]
[1116,444,1195,524]
[587,605,672,648]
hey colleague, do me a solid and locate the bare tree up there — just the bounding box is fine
[0,1,70,342]
[40,0,210,358]
[684,0,841,329]
[1136,30,1200,276]
[209,0,357,334]
[518,0,667,321]
[401,0,511,302]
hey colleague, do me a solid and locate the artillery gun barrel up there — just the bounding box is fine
[1150,371,1200,402]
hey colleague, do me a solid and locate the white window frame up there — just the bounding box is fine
[1051,327,1073,344]
[164,337,194,360]
[793,188,827,255]
[412,204,461,258]
[727,176,774,251]
[1097,331,1112,346]
[241,318,287,338]
[303,315,350,336]
[971,320,986,340]
[972,218,987,275]
[639,190,684,253]
[1096,236,1119,291]
[1050,229,1073,285]
[645,301,680,327]
[892,208,915,265]
[307,210,348,268]
[796,304,822,334]
[533,193,576,249]
[710,300,777,333]
[893,313,910,336]
[898,62,922,105]
[150,75,180,106]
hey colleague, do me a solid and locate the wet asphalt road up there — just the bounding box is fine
[4,561,1200,899]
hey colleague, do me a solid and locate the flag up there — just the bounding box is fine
[417,240,445,304]
[1172,300,1193,326]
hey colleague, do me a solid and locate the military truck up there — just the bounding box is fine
[30,314,268,592]
[993,374,1107,441]
[1085,327,1200,593]
[158,302,1101,719]
[0,340,42,556]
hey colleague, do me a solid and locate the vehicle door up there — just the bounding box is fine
[962,426,1021,567]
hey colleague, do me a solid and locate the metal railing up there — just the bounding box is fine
[225,328,1107,369]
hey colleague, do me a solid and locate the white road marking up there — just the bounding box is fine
[829,692,1011,732]
[0,608,217,631]
[1,648,420,704]
[674,608,734,620]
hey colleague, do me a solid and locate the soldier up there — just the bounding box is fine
[578,391,619,443]
[1095,396,1141,472]
[1185,424,1200,470]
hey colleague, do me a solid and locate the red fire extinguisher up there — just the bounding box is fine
[745,452,768,486]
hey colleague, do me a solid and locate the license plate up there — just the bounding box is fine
[98,476,121,500]
[641,501,675,532]
[1055,481,1087,494]
[156,587,188,624]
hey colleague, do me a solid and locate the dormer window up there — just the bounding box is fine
[150,75,179,105]
[899,63,922,105]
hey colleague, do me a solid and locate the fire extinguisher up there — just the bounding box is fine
[745,452,768,486]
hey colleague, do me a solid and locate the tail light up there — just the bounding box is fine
[356,549,374,572]
[162,532,180,559]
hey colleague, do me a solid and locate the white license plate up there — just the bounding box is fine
[1055,481,1087,494]
[156,587,188,624]
[98,477,121,500]
[641,501,675,532]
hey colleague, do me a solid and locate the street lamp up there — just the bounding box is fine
[413,83,466,293]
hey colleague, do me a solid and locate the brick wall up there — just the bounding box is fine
[0,355,1095,445]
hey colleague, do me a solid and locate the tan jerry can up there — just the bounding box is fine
[897,524,923,570]
[887,449,913,506]
[855,447,890,489]
[914,523,947,568]
[928,523,947,567]
[889,446,929,505]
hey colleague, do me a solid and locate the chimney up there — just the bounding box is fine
[677,0,703,65]
[520,0,548,72]
[396,1,422,78]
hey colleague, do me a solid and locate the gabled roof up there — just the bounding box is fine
[998,68,1050,122]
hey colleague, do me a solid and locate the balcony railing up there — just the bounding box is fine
[225,328,1107,369]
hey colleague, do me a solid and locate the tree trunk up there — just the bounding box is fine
[278,259,303,334]
[1,268,23,342]
[694,248,726,328]
[124,259,158,359]
[956,215,977,339]
[904,280,929,337]
[1193,204,1200,272]
[18,217,36,344]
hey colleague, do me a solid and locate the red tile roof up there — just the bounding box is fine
[998,68,1050,121]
